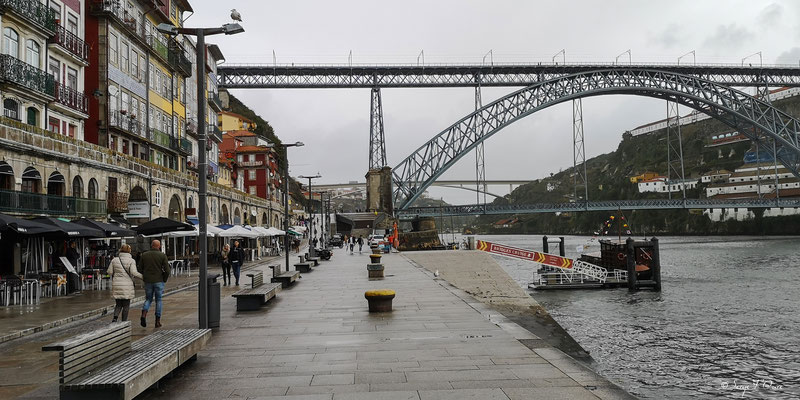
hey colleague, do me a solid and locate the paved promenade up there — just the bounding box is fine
[7,247,633,399]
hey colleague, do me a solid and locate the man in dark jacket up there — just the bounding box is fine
[139,239,170,328]
[229,240,245,285]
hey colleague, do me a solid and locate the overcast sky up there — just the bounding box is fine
[187,0,800,204]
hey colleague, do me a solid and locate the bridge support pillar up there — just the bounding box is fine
[366,166,393,215]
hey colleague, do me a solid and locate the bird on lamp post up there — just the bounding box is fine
[230,9,242,22]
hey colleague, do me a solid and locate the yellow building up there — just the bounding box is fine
[219,111,256,132]
[630,172,661,183]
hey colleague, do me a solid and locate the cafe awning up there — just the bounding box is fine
[133,217,194,236]
[0,214,62,236]
[72,217,136,238]
[31,217,105,238]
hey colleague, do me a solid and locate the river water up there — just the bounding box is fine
[469,234,800,399]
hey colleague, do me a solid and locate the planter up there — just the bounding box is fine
[367,263,384,278]
[364,289,395,312]
[369,254,382,264]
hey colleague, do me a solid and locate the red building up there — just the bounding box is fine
[219,131,280,200]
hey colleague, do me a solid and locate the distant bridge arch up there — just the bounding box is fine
[392,69,800,210]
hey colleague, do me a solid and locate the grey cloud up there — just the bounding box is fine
[775,47,800,65]
[702,24,755,51]
[648,24,685,49]
[757,3,783,26]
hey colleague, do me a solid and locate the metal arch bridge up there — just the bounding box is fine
[217,63,800,88]
[391,68,800,210]
[397,198,800,219]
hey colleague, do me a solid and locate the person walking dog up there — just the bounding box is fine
[139,239,170,328]
[107,244,143,322]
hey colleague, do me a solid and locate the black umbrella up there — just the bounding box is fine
[0,214,63,236]
[31,217,105,238]
[71,217,136,238]
[133,217,194,236]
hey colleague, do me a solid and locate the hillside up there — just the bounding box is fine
[473,93,800,235]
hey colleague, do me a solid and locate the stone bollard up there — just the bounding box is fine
[369,253,382,264]
[367,262,384,278]
[371,248,382,255]
[365,289,395,312]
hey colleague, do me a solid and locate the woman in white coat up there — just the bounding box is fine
[107,244,144,322]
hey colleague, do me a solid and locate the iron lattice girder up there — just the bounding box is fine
[369,87,387,169]
[217,64,800,89]
[398,198,800,219]
[391,69,800,210]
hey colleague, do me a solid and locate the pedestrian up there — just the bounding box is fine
[312,237,318,249]
[66,241,81,294]
[358,236,364,253]
[139,240,170,328]
[349,236,355,254]
[220,243,231,286]
[107,244,143,322]
[229,240,245,286]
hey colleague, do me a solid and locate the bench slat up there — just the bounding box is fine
[60,338,132,383]
[43,322,130,351]
[232,282,281,297]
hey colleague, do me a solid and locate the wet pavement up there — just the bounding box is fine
[5,246,633,400]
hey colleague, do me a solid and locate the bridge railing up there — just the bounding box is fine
[221,61,800,69]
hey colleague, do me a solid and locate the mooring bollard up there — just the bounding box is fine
[365,289,395,312]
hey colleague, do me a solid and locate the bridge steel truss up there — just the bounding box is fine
[391,69,800,210]
[369,87,388,169]
[217,64,800,89]
[397,198,800,219]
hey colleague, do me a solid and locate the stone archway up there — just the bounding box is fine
[168,194,183,221]
[47,171,66,196]
[262,212,268,226]
[233,207,241,225]
[0,161,14,190]
[221,204,229,224]
[88,178,99,199]
[72,176,84,197]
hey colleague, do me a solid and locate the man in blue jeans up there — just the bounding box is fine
[229,240,245,285]
[139,240,170,328]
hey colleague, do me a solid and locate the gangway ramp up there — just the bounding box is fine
[476,240,608,283]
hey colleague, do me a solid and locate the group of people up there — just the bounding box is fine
[219,241,246,286]
[343,235,363,254]
[106,240,170,328]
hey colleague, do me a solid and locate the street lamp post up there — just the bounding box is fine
[298,174,321,255]
[157,22,244,329]
[279,142,305,277]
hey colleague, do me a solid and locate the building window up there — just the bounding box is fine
[67,14,78,35]
[50,2,61,22]
[25,40,41,68]
[49,117,60,133]
[2,28,19,59]
[154,189,162,207]
[109,33,118,65]
[149,63,156,89]
[67,67,77,89]
[131,50,139,79]
[249,186,257,195]
[139,54,146,82]
[120,41,129,73]
[68,124,76,138]
[248,169,256,180]
[49,58,60,83]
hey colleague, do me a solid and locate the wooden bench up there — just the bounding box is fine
[305,254,320,266]
[231,271,282,311]
[268,264,300,288]
[42,321,210,400]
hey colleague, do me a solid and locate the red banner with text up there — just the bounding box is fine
[476,240,573,269]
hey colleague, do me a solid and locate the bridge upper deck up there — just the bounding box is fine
[218,63,800,89]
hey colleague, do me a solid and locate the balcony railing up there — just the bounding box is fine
[107,192,128,213]
[147,35,169,63]
[54,83,89,114]
[0,189,106,217]
[109,110,142,136]
[0,0,57,34]
[208,91,223,111]
[239,160,264,167]
[49,25,90,63]
[0,54,55,96]
[180,138,192,155]
[150,128,171,149]
[169,136,180,151]
[169,45,192,77]
[90,0,148,45]
[208,125,223,142]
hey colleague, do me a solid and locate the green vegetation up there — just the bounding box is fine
[473,94,800,235]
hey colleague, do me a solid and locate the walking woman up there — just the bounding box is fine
[107,244,143,322]
[220,244,232,286]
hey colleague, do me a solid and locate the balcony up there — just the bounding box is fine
[239,160,264,167]
[49,25,89,63]
[0,0,57,34]
[106,192,128,213]
[179,138,192,155]
[169,44,192,77]
[147,35,169,64]
[0,54,55,97]
[208,91,223,111]
[54,83,88,115]
[109,110,142,136]
[150,128,171,150]
[90,0,147,45]
[0,189,106,217]
[208,125,223,142]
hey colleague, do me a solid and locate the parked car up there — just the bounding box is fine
[368,235,384,246]
[329,233,344,248]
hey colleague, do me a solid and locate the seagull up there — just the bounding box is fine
[230,9,242,22]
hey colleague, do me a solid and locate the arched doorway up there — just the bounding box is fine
[274,215,279,228]
[168,194,182,221]
[47,171,65,196]
[72,176,83,197]
[87,178,99,199]
[262,212,268,226]
[0,161,14,190]
[26,107,38,127]
[249,214,256,225]
[21,167,42,193]
[221,204,229,224]
[233,207,241,224]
